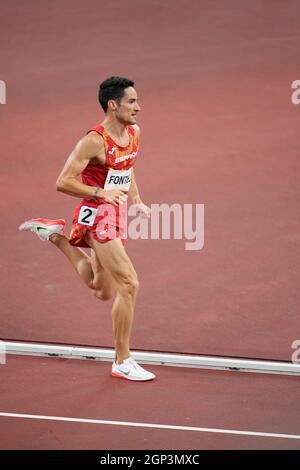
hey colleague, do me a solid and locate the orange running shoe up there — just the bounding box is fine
[19,218,65,241]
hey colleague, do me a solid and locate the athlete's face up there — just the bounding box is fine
[115,87,141,125]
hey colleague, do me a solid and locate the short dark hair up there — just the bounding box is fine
[98,76,135,112]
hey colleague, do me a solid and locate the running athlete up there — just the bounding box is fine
[19,76,155,381]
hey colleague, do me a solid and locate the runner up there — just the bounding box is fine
[19,76,155,381]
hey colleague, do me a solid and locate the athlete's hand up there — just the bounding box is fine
[100,189,128,206]
[133,202,151,218]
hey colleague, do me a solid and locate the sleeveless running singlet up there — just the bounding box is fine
[69,124,139,248]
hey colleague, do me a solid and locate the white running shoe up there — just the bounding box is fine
[18,218,66,241]
[112,357,156,381]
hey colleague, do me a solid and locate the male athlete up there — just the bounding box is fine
[19,76,155,381]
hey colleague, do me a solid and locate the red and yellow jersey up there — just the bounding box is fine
[69,124,139,248]
[81,123,139,206]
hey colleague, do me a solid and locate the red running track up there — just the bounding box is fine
[0,355,299,450]
[1,4,300,358]
[2,0,300,451]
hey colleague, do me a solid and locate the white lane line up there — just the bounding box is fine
[0,412,299,440]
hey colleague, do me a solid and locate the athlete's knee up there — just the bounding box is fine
[92,288,115,301]
[118,272,139,296]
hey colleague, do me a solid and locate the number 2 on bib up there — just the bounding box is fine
[78,206,97,226]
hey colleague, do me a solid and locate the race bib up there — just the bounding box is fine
[78,205,98,226]
[104,168,132,190]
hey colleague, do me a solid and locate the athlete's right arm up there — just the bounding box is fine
[56,133,127,205]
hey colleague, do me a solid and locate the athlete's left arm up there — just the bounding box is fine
[129,125,151,218]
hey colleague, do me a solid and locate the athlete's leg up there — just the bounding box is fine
[85,231,139,364]
[89,249,117,301]
[49,233,116,300]
[49,233,95,289]
[19,218,97,289]
[19,216,116,297]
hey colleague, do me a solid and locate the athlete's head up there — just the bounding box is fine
[98,76,140,125]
